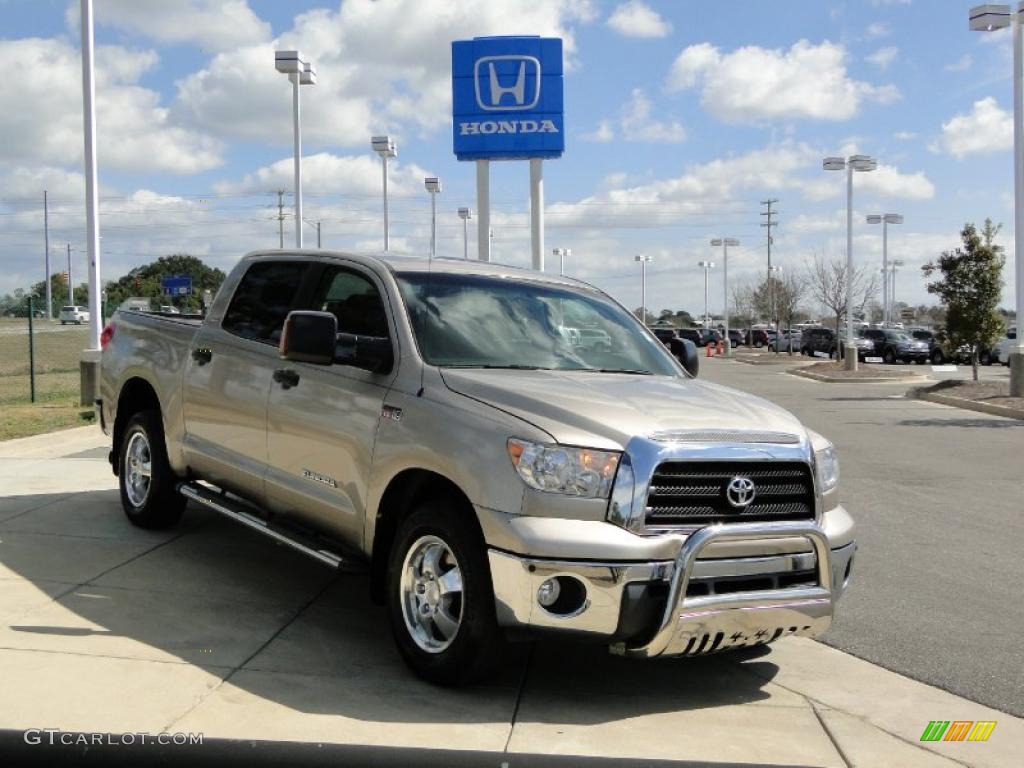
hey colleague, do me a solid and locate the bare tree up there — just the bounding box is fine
[752,272,807,354]
[730,282,757,334]
[807,253,880,339]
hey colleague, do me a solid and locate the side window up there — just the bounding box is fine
[222,261,307,344]
[312,267,390,338]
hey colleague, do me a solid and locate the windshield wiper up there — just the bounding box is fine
[583,368,653,375]
[442,364,553,370]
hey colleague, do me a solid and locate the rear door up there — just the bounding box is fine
[264,261,399,545]
[181,259,311,503]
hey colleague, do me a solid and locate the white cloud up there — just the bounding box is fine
[865,22,890,39]
[945,54,973,72]
[582,120,615,142]
[858,164,935,200]
[213,152,433,198]
[866,46,898,70]
[606,1,672,38]
[620,89,685,142]
[0,37,222,174]
[665,40,900,123]
[173,0,596,147]
[893,131,917,140]
[931,97,1012,158]
[87,0,271,49]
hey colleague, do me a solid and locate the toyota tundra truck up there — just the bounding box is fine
[98,251,856,685]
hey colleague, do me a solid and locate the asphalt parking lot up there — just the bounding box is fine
[702,355,1023,717]
[0,409,1020,766]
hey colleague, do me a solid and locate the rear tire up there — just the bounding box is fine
[118,409,185,530]
[387,499,504,686]
[883,348,896,365]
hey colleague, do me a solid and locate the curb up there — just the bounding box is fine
[790,369,925,384]
[912,390,1024,420]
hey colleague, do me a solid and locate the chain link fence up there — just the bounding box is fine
[0,299,94,440]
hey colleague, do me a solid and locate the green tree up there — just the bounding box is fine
[922,220,1006,381]
[104,254,226,312]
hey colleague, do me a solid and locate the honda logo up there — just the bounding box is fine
[474,55,541,111]
[725,476,756,508]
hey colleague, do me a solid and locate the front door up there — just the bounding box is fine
[264,262,398,546]
[181,259,310,503]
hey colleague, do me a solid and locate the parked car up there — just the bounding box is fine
[59,305,90,325]
[928,330,997,365]
[99,251,855,685]
[159,305,181,315]
[577,327,613,351]
[994,327,1017,365]
[801,328,874,361]
[744,328,775,348]
[863,328,930,364]
[770,329,802,352]
[650,326,691,364]
[727,329,744,348]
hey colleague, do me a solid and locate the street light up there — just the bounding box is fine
[635,254,653,324]
[711,238,739,356]
[372,135,397,251]
[824,153,877,370]
[866,213,903,326]
[698,260,716,329]
[275,51,316,249]
[970,3,1024,394]
[552,247,572,276]
[458,207,471,259]
[425,177,441,259]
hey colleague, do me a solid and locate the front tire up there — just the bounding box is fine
[118,409,185,529]
[387,499,503,686]
[883,348,897,365]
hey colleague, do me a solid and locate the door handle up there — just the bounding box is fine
[192,347,212,366]
[273,368,300,389]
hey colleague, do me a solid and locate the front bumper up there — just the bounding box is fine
[489,520,855,656]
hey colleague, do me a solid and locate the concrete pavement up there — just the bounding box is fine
[0,425,1020,766]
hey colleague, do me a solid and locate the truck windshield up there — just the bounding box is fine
[395,272,679,375]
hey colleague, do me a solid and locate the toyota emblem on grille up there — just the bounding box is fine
[726,476,756,508]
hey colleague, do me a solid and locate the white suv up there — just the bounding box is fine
[995,328,1017,365]
[58,305,89,325]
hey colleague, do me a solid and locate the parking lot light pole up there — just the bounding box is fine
[458,207,471,259]
[553,247,571,276]
[275,51,316,249]
[711,238,739,357]
[425,177,441,259]
[890,260,905,322]
[971,3,1024,394]
[867,213,903,326]
[698,260,715,329]
[824,154,877,370]
[635,254,652,324]
[372,135,397,251]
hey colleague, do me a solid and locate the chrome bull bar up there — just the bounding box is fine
[613,520,834,658]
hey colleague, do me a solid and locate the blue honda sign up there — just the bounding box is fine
[451,36,564,161]
[160,275,192,297]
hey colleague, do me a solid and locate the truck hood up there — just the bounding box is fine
[439,369,807,450]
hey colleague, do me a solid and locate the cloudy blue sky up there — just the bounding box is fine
[0,0,1016,316]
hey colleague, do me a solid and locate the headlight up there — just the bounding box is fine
[507,438,620,498]
[815,444,840,493]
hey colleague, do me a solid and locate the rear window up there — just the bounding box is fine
[61,306,76,312]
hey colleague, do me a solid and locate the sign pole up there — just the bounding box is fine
[476,160,490,262]
[530,158,544,271]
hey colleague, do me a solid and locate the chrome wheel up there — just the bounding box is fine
[400,535,463,653]
[124,431,152,507]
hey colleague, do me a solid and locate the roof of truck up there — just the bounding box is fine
[243,249,592,289]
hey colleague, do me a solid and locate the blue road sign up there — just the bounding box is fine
[161,276,192,297]
[452,36,564,161]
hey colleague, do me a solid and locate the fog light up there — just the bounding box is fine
[537,578,561,607]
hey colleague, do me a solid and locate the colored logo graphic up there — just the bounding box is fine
[920,720,996,742]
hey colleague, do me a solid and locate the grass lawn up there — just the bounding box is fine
[0,369,96,441]
[0,322,90,375]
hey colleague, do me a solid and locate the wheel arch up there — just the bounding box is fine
[369,468,481,605]
[112,377,162,475]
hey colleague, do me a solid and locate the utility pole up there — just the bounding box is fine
[316,221,321,249]
[44,190,52,320]
[67,244,73,305]
[760,199,779,331]
[277,190,285,248]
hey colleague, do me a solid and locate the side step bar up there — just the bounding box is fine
[177,481,361,571]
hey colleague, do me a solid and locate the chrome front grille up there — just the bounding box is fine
[645,461,815,528]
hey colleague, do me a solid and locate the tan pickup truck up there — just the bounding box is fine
[98,251,856,685]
